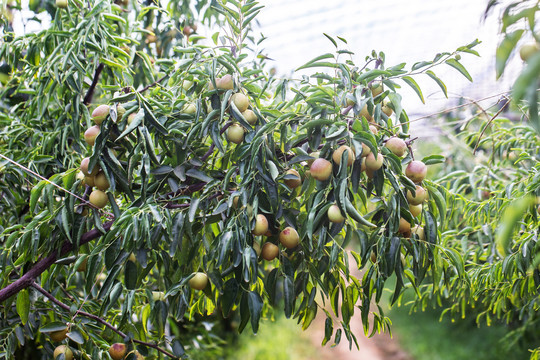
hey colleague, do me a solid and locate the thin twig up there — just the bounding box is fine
[200,144,215,162]
[83,63,105,106]
[31,283,177,359]
[140,74,169,93]
[473,100,510,154]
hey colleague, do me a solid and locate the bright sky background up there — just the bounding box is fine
[10,0,524,120]
[255,0,523,118]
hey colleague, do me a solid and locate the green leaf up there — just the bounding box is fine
[412,61,432,70]
[125,259,138,290]
[295,62,338,71]
[401,76,425,104]
[513,51,540,101]
[323,33,337,47]
[358,70,391,83]
[445,58,472,82]
[221,278,239,317]
[496,196,534,256]
[247,291,263,334]
[424,211,438,244]
[496,30,524,79]
[186,169,213,183]
[39,322,68,333]
[425,71,448,98]
[188,197,200,222]
[30,180,47,213]
[66,330,84,344]
[16,289,30,325]
[322,316,333,346]
[283,276,294,318]
[344,197,376,228]
[421,154,445,165]
[142,102,168,135]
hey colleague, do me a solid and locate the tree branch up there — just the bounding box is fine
[140,74,169,93]
[31,283,177,359]
[0,220,114,303]
[83,63,105,106]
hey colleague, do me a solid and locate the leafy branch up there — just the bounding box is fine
[0,220,114,303]
[31,283,177,359]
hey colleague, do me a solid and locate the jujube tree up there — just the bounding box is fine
[0,0,485,358]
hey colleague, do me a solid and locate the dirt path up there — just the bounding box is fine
[304,254,412,360]
[305,310,411,360]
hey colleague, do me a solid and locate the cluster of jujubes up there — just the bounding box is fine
[342,83,430,242]
[79,104,119,209]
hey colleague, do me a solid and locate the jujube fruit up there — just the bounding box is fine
[405,160,427,183]
[365,152,383,171]
[49,328,68,342]
[127,113,136,125]
[89,190,108,208]
[407,185,427,205]
[283,169,302,189]
[252,214,269,236]
[80,157,99,176]
[242,109,257,125]
[370,81,383,97]
[409,204,422,217]
[327,204,345,223]
[398,218,411,237]
[182,80,194,91]
[188,272,208,290]
[231,93,249,112]
[84,125,100,146]
[261,242,279,261]
[218,74,234,90]
[310,158,332,181]
[94,172,110,191]
[183,103,197,114]
[381,98,393,117]
[76,257,87,272]
[279,227,300,249]
[54,345,73,360]
[411,225,425,240]
[108,343,127,360]
[116,105,126,120]
[359,104,372,121]
[91,104,109,125]
[55,0,68,8]
[360,143,371,157]
[84,175,95,187]
[385,137,407,157]
[519,43,540,61]
[332,145,355,166]
[226,123,245,144]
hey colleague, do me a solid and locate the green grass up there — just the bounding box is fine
[223,315,319,360]
[388,303,531,360]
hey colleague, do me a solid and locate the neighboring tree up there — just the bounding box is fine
[403,2,540,359]
[0,0,506,359]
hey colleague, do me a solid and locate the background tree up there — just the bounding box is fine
[400,2,540,359]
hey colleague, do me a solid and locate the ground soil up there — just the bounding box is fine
[305,310,411,360]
